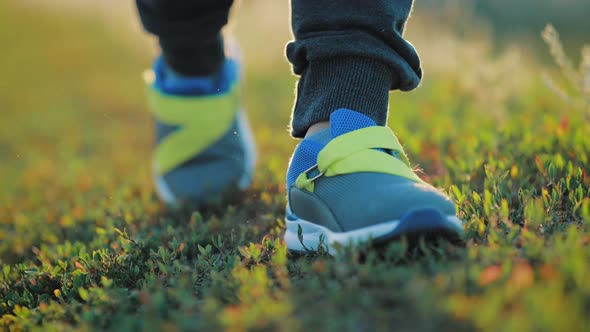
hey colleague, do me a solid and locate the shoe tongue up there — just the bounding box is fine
[330,109,377,138]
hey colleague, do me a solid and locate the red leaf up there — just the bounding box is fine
[479,265,503,286]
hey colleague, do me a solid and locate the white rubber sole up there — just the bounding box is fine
[155,173,177,205]
[284,207,463,255]
[235,110,257,190]
[154,110,257,205]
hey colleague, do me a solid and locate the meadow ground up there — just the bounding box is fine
[1,1,589,331]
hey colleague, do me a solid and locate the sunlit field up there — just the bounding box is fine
[1,1,589,331]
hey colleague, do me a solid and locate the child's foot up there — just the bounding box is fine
[285,109,462,254]
[144,57,256,206]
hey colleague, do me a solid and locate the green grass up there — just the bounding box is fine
[1,2,590,332]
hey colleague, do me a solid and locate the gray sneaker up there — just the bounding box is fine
[285,109,462,254]
[144,57,256,206]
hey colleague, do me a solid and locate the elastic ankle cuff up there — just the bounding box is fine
[290,57,393,138]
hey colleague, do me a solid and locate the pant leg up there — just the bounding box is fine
[288,0,421,137]
[136,0,233,76]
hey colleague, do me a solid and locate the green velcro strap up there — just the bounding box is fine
[145,78,239,175]
[296,126,424,192]
[296,172,315,192]
[324,149,423,183]
[318,126,411,169]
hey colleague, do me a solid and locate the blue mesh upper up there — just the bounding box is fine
[286,109,381,189]
[153,56,238,96]
[330,109,376,137]
[286,139,323,189]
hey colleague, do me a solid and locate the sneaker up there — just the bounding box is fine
[285,109,463,254]
[143,57,256,206]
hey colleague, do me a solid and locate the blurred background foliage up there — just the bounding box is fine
[1,0,589,331]
[418,0,590,59]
